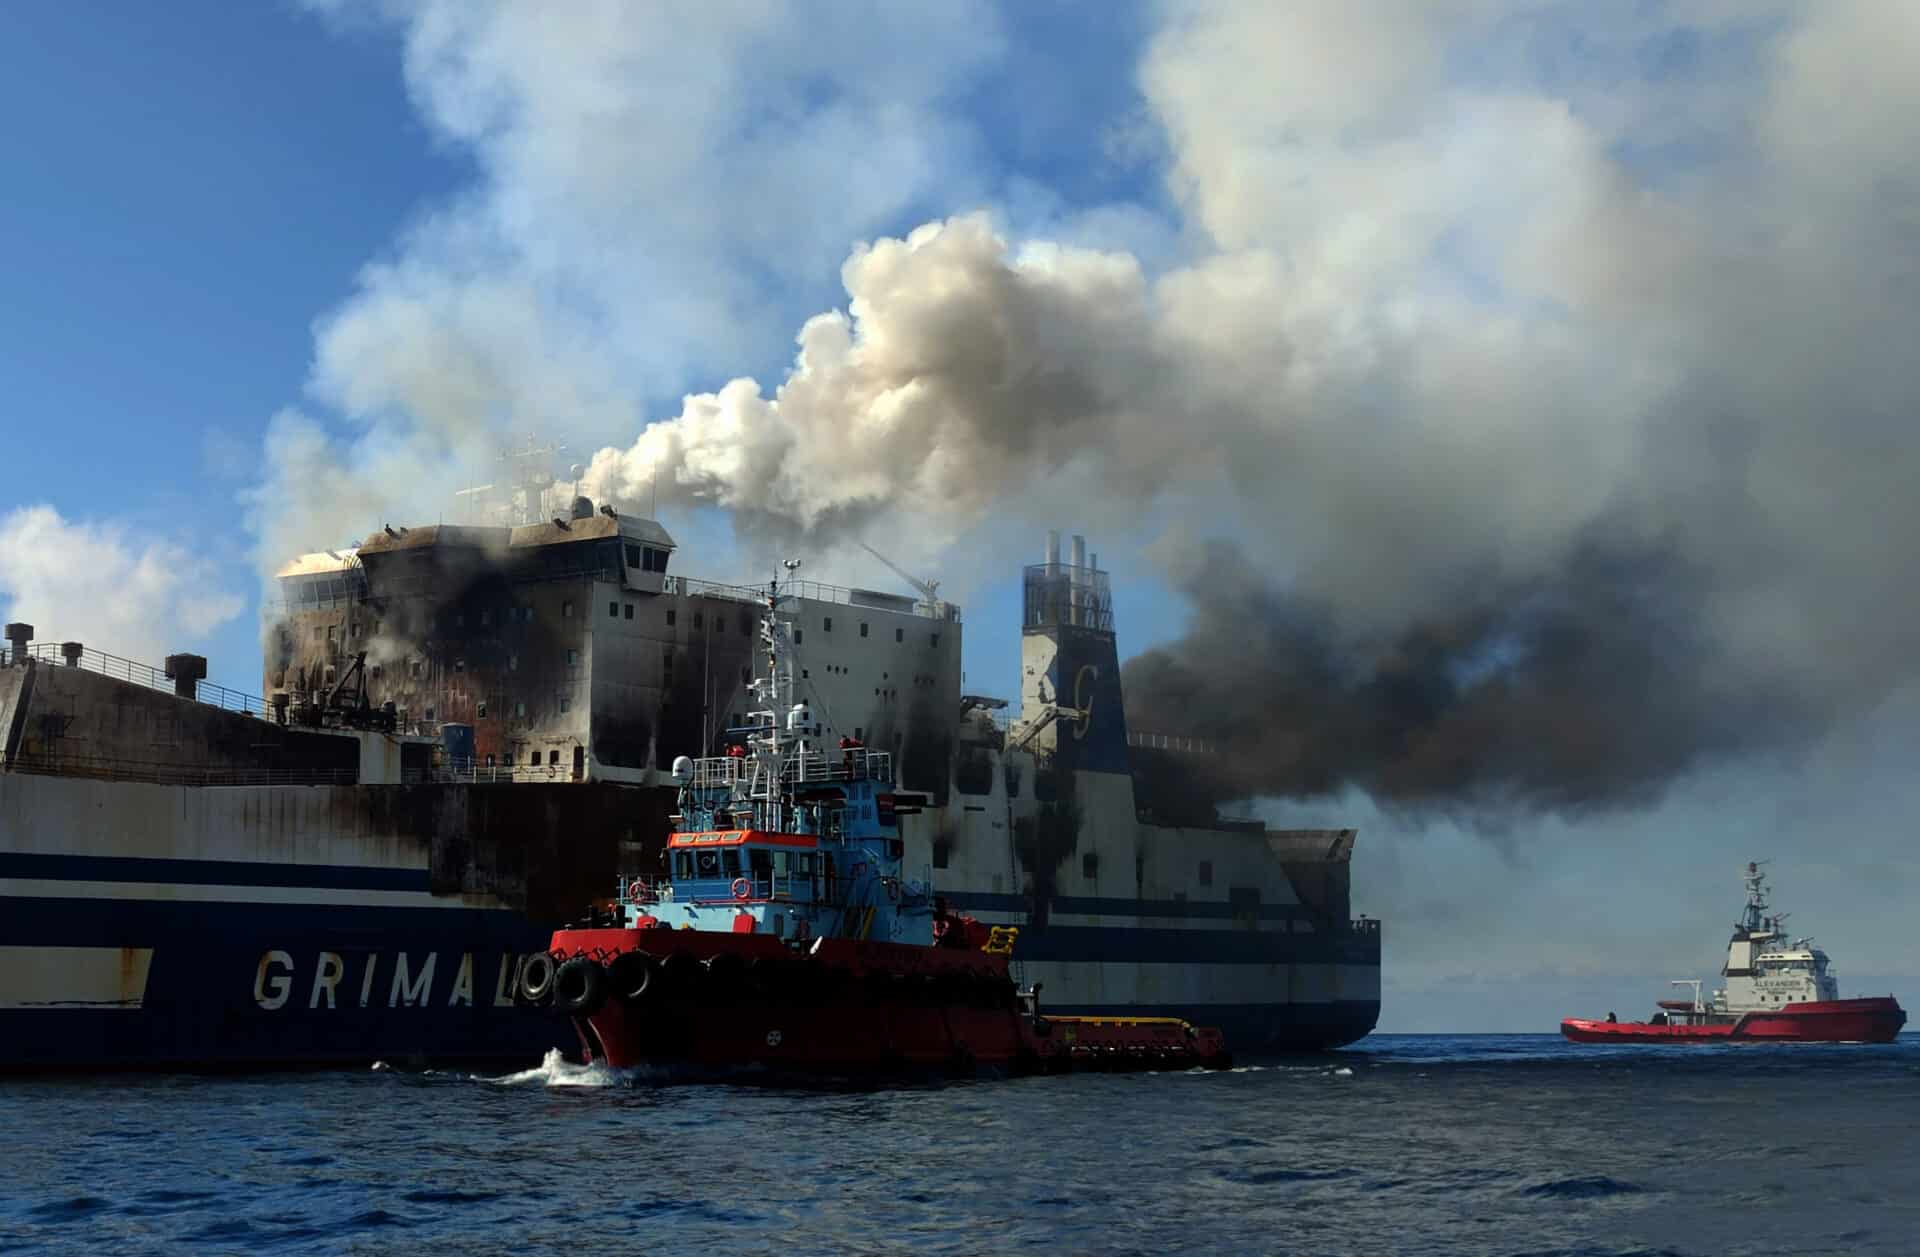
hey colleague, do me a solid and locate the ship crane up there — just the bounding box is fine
[858,542,941,611]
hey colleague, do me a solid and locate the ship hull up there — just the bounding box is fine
[0,887,569,1070]
[1561,997,1906,1045]
[551,929,1039,1075]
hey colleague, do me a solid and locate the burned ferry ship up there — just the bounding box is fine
[0,500,1379,1069]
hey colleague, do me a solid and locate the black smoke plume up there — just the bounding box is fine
[1122,533,1813,823]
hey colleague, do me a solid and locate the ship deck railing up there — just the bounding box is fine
[432,760,586,784]
[662,574,956,621]
[689,749,894,792]
[18,643,271,720]
[1128,730,1218,755]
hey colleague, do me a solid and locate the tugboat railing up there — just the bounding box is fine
[688,749,893,792]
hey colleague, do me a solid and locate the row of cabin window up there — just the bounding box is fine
[674,849,820,882]
[623,543,671,573]
[799,619,941,649]
[472,748,571,768]
[411,695,572,724]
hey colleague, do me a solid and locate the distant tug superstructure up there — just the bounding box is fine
[1562,863,1905,1044]
[0,499,1380,1070]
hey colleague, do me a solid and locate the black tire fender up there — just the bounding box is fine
[517,951,559,1006]
[607,951,657,1004]
[553,957,608,1016]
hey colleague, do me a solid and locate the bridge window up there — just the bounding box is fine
[626,544,641,568]
[609,602,619,618]
[665,609,675,626]
[860,622,869,638]
[1199,860,1213,887]
[562,601,574,618]
[1082,852,1099,880]
[793,628,802,644]
[895,627,904,643]
[931,633,940,648]
[824,617,832,632]
[693,611,703,629]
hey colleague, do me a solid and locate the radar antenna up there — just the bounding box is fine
[858,541,941,607]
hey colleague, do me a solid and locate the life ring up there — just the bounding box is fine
[730,877,752,900]
[626,878,655,905]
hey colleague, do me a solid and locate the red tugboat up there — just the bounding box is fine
[1563,862,1906,1044]
[517,565,1231,1077]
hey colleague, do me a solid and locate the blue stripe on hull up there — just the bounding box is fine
[0,896,567,1069]
[1008,923,1378,966]
[0,852,429,893]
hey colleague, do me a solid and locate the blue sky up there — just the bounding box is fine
[0,2,459,679]
[0,0,1178,697]
[3,2,1917,1030]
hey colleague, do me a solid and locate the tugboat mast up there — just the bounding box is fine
[1738,860,1771,935]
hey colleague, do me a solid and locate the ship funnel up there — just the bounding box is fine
[4,622,31,666]
[1045,530,1061,569]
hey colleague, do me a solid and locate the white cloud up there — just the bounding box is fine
[0,506,244,665]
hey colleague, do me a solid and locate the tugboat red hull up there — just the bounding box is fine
[1561,997,1906,1044]
[541,928,1230,1076]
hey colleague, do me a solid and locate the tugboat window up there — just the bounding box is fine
[696,851,719,877]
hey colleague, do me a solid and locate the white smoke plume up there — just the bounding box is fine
[266,0,1920,814]
[0,506,244,665]
[253,0,1007,585]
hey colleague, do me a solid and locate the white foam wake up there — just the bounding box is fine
[484,1048,628,1088]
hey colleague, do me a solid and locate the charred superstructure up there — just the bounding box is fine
[271,497,961,798]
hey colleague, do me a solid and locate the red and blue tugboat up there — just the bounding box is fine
[1562,862,1905,1044]
[518,565,1230,1077]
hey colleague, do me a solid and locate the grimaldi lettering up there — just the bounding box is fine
[252,950,528,1011]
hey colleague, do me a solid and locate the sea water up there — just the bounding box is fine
[2,1035,1915,1255]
